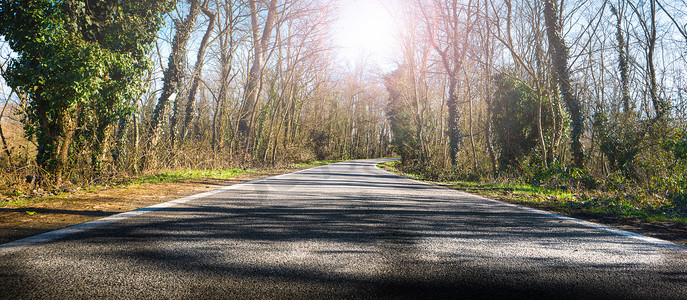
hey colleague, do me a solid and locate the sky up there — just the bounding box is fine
[333,0,399,72]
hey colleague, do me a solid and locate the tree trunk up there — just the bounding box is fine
[646,0,666,120]
[238,0,279,138]
[537,95,548,168]
[543,0,584,168]
[91,121,113,173]
[145,0,203,165]
[424,0,474,166]
[481,0,498,176]
[466,78,477,170]
[0,94,12,162]
[213,0,239,153]
[35,102,78,181]
[182,7,217,141]
[447,78,461,166]
[611,4,631,113]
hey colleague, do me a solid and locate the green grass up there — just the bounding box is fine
[380,161,575,200]
[126,159,340,186]
[378,161,687,226]
[289,159,341,168]
[129,169,252,185]
[444,181,577,201]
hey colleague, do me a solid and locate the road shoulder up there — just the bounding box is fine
[0,166,313,245]
[377,162,687,248]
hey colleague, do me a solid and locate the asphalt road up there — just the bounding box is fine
[1,159,686,299]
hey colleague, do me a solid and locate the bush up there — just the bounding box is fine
[491,74,553,171]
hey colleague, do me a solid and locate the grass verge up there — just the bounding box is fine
[1,159,339,207]
[0,159,340,244]
[127,160,340,186]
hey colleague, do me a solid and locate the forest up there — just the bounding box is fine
[0,0,686,223]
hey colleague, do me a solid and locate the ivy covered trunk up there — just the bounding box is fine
[148,0,203,155]
[0,0,174,179]
[35,100,80,179]
[543,0,585,169]
[446,78,461,166]
[182,7,217,141]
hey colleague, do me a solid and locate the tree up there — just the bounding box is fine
[147,0,203,165]
[238,0,279,144]
[543,0,585,169]
[627,0,667,121]
[211,0,245,153]
[610,3,631,113]
[181,5,217,143]
[384,67,418,164]
[0,0,174,178]
[492,74,552,170]
[421,0,476,166]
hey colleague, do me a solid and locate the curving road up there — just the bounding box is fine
[1,159,686,299]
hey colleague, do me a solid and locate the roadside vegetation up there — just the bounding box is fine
[127,159,337,186]
[0,0,389,201]
[380,0,687,230]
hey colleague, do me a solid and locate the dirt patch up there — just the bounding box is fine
[0,168,304,245]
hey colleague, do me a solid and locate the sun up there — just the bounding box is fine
[335,0,397,69]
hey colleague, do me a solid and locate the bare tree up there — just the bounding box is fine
[610,3,631,113]
[181,5,217,143]
[238,0,279,144]
[627,0,666,121]
[421,0,476,166]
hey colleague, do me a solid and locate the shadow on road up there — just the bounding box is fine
[3,160,686,299]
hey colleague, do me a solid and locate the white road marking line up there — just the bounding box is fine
[5,159,680,256]
[0,165,325,255]
[374,161,687,251]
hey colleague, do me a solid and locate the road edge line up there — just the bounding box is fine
[0,164,329,256]
[374,161,687,252]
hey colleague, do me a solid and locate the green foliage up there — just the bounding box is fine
[662,130,687,161]
[593,112,643,178]
[380,160,687,225]
[491,74,552,171]
[593,111,686,206]
[131,169,251,185]
[641,134,687,204]
[0,0,174,176]
[384,67,419,164]
[507,160,598,192]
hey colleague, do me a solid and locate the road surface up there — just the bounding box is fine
[1,159,686,299]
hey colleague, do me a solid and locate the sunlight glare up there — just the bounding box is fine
[335,0,397,70]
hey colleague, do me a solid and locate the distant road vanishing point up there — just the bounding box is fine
[1,159,686,299]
